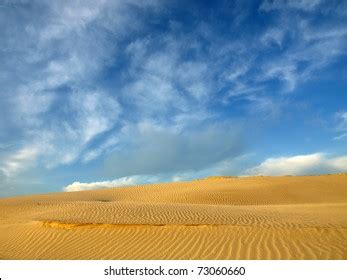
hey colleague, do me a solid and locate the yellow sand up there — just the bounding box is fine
[0,174,346,259]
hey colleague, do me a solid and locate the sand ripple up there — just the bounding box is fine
[0,175,346,259]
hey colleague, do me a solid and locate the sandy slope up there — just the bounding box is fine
[0,174,346,259]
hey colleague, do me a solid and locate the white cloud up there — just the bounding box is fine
[41,90,121,167]
[63,175,159,192]
[336,111,347,131]
[38,0,106,42]
[123,37,213,119]
[333,111,347,141]
[1,89,122,176]
[261,63,298,91]
[257,6,347,93]
[0,0,161,175]
[1,0,347,197]
[246,153,347,176]
[328,156,347,171]
[82,136,119,163]
[260,0,322,11]
[244,95,282,119]
[260,27,286,48]
[0,147,39,177]
[334,133,347,141]
[15,88,56,118]
[70,91,121,144]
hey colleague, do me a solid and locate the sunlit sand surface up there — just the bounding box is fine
[0,174,346,259]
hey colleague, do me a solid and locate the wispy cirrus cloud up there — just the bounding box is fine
[1,0,347,196]
[336,111,347,130]
[334,134,347,141]
[259,0,323,11]
[333,111,347,141]
[0,0,160,180]
[0,147,39,178]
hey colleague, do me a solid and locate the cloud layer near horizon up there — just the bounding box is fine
[246,153,347,176]
[64,153,347,192]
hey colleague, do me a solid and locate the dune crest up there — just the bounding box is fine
[0,174,346,259]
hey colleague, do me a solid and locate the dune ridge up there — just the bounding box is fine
[0,174,346,259]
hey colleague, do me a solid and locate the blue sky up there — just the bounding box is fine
[0,0,347,196]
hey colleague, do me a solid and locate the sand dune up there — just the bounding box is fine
[0,174,346,259]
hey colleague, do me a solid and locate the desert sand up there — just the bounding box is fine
[0,174,346,259]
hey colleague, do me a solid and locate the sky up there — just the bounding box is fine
[0,0,347,196]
